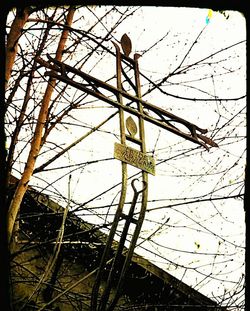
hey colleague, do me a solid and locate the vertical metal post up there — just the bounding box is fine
[106,52,150,311]
[90,42,128,311]
[91,35,153,311]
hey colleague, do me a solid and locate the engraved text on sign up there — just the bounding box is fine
[114,142,155,175]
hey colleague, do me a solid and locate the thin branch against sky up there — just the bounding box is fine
[5,6,246,309]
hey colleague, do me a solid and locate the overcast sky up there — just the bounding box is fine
[7,6,246,307]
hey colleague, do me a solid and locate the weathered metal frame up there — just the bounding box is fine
[35,36,217,310]
[91,41,150,311]
[37,55,217,150]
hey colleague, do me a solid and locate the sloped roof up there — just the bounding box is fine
[9,176,225,310]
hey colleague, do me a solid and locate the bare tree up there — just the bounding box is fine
[4,5,245,310]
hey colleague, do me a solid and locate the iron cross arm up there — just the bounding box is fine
[36,55,218,150]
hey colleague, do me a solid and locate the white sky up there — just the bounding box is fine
[7,6,246,308]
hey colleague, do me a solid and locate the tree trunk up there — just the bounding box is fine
[7,7,76,249]
[5,8,32,90]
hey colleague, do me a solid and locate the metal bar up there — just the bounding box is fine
[98,179,147,311]
[38,55,218,148]
[134,54,146,152]
[91,42,129,311]
[94,42,150,311]
[43,55,208,135]
[97,41,129,311]
[107,179,148,311]
[107,49,150,311]
[45,71,210,149]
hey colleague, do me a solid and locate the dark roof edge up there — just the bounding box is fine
[131,254,222,307]
[10,175,224,308]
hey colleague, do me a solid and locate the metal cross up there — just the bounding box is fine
[36,34,217,311]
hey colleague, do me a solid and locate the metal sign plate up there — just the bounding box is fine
[114,142,155,175]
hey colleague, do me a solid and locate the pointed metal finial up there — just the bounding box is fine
[121,33,132,57]
[134,53,141,61]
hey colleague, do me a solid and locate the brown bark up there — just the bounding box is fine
[5,8,31,90]
[6,18,53,186]
[7,7,76,248]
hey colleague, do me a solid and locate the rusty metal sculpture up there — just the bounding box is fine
[35,33,217,311]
